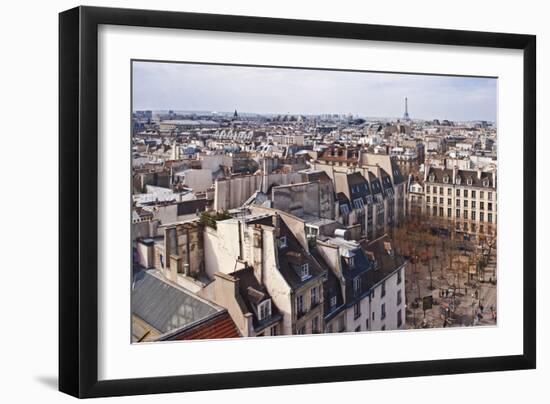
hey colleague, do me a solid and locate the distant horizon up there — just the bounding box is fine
[132,108,495,124]
[133,61,497,122]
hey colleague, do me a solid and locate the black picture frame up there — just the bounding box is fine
[59,5,536,398]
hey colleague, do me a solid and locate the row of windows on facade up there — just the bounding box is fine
[326,309,403,333]
[351,269,402,298]
[296,285,320,315]
[426,186,494,200]
[296,315,321,334]
[353,289,402,321]
[428,174,491,187]
[426,196,494,211]
[428,206,494,223]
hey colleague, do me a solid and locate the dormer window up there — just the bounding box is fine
[340,204,349,215]
[353,198,364,210]
[429,174,435,182]
[353,276,362,296]
[258,299,272,321]
[300,263,310,281]
[455,177,462,185]
[443,175,449,184]
[278,235,287,248]
[483,178,489,187]
[467,177,473,186]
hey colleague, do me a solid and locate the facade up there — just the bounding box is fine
[317,147,407,241]
[315,235,406,333]
[423,165,497,238]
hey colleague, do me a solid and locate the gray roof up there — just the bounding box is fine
[132,270,220,334]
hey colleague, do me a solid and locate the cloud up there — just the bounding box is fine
[132,61,496,121]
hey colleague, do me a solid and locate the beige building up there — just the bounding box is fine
[423,165,497,237]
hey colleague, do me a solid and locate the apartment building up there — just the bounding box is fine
[424,165,497,237]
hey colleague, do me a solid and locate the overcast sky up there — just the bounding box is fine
[132,61,497,122]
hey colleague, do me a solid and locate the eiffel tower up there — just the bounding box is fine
[403,97,410,121]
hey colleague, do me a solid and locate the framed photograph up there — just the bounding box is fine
[59,6,536,398]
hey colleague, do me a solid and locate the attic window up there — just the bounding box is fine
[443,175,449,184]
[429,174,435,182]
[258,299,272,321]
[300,263,310,281]
[483,178,489,187]
[455,177,462,185]
[467,177,473,186]
[278,236,287,248]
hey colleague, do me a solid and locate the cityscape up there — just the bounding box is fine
[131,61,497,342]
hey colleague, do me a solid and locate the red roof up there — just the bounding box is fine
[171,312,241,341]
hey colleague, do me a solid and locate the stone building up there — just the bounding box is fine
[423,165,497,238]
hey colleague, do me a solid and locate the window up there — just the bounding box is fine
[480,212,484,222]
[463,200,468,207]
[426,185,430,193]
[488,203,493,211]
[297,326,306,335]
[439,187,443,195]
[447,198,452,205]
[397,269,402,284]
[467,178,473,185]
[297,295,304,314]
[471,200,476,209]
[366,319,369,330]
[355,326,361,332]
[488,192,493,200]
[464,210,468,219]
[480,201,485,210]
[311,286,319,306]
[381,303,386,320]
[258,300,272,321]
[381,281,386,297]
[354,302,361,319]
[456,177,461,185]
[353,198,364,210]
[456,189,460,197]
[443,176,449,184]
[397,310,403,327]
[340,204,349,215]
[439,207,444,217]
[353,277,361,296]
[471,190,476,198]
[456,209,460,218]
[381,325,386,331]
[397,290,402,306]
[439,197,443,204]
[372,311,375,321]
[312,316,319,333]
[300,263,310,280]
[471,211,476,221]
[447,187,452,195]
[488,213,493,223]
[426,196,431,203]
[480,191,484,199]
[278,235,287,248]
[464,190,468,198]
[447,208,452,217]
[330,296,337,307]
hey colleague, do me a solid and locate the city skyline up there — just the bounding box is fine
[133,61,497,122]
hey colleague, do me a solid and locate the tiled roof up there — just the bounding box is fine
[166,312,241,340]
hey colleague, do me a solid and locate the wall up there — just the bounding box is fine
[3,1,548,404]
